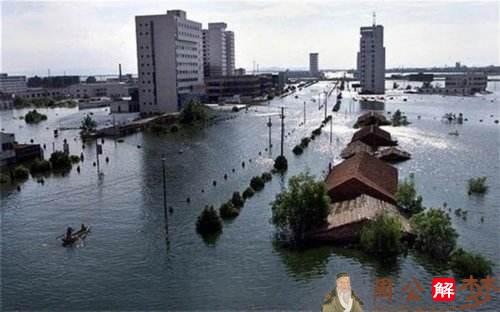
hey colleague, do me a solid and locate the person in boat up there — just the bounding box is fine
[65,227,73,241]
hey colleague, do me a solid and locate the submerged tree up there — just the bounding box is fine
[360,213,403,257]
[396,173,424,216]
[180,100,208,124]
[80,114,97,133]
[271,172,330,244]
[467,176,488,195]
[450,248,493,278]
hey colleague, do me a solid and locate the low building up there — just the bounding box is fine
[19,88,65,99]
[351,125,397,148]
[353,111,391,128]
[14,144,44,162]
[0,92,14,110]
[310,194,411,242]
[444,72,487,95]
[65,82,133,99]
[0,73,27,94]
[340,140,373,159]
[1,132,16,168]
[205,74,278,103]
[325,151,398,204]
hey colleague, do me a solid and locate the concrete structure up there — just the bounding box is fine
[0,92,14,110]
[205,74,278,103]
[234,68,246,76]
[1,132,16,168]
[19,88,65,99]
[65,82,133,98]
[136,10,204,114]
[0,73,27,94]
[309,53,319,77]
[27,75,79,89]
[444,72,487,95]
[202,23,235,77]
[356,24,385,94]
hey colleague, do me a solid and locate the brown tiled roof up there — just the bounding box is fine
[355,112,391,127]
[351,125,397,147]
[325,151,398,203]
[340,140,373,159]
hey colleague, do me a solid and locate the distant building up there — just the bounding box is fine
[1,132,16,168]
[65,82,133,98]
[351,125,397,148]
[444,72,487,95]
[356,24,386,94]
[234,68,246,76]
[0,73,27,94]
[309,53,319,77]
[27,75,80,89]
[0,92,14,110]
[205,74,278,103]
[136,10,204,114]
[202,23,235,77]
[19,88,65,99]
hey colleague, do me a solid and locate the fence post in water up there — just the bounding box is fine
[267,117,272,149]
[280,107,285,157]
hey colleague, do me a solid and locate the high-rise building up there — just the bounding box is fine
[309,53,319,77]
[135,10,204,114]
[356,24,386,94]
[202,23,235,77]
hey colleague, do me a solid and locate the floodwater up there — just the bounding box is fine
[1,80,499,310]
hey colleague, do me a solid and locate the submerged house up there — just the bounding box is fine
[376,146,411,163]
[325,151,398,205]
[353,111,391,128]
[340,140,373,159]
[351,125,397,148]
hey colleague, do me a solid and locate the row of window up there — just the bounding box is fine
[177,53,198,59]
[178,31,200,39]
[177,70,199,74]
[178,62,199,66]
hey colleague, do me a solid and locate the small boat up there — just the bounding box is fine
[62,226,91,247]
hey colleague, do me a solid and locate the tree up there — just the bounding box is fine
[80,114,97,133]
[196,206,223,235]
[271,172,330,244]
[396,173,424,216]
[360,213,402,257]
[219,201,240,219]
[250,176,265,191]
[467,176,488,195]
[49,151,72,170]
[231,191,244,208]
[410,208,458,260]
[86,76,97,83]
[180,100,208,124]
[24,110,47,123]
[13,165,30,180]
[273,155,288,172]
[450,248,493,278]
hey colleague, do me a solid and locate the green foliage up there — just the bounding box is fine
[231,191,244,208]
[86,76,97,83]
[180,101,208,124]
[24,110,47,123]
[196,206,223,235]
[242,187,255,199]
[80,114,97,133]
[0,173,11,184]
[271,172,330,243]
[396,173,424,216]
[70,155,81,163]
[391,109,409,127]
[30,159,51,174]
[273,155,288,172]
[450,248,493,278]
[250,176,265,191]
[150,123,166,134]
[219,201,240,219]
[301,137,311,147]
[170,124,179,133]
[410,208,458,260]
[232,106,240,112]
[312,127,322,136]
[13,165,30,180]
[467,176,488,195]
[261,172,272,182]
[360,213,402,257]
[49,151,72,170]
[14,97,30,108]
[293,145,304,155]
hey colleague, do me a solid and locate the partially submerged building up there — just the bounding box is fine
[351,125,397,148]
[353,111,391,128]
[340,140,373,159]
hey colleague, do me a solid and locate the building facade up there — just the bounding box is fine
[0,73,27,95]
[356,24,386,94]
[136,10,204,114]
[202,23,235,77]
[0,132,16,168]
[309,53,319,77]
[205,74,279,103]
[444,72,487,95]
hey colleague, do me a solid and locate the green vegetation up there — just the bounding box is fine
[360,213,402,257]
[219,201,240,219]
[231,191,244,208]
[261,172,272,183]
[391,109,409,127]
[467,176,488,195]
[49,151,72,170]
[250,176,265,191]
[410,208,458,260]
[271,172,330,244]
[196,206,223,235]
[301,137,311,147]
[13,165,30,180]
[231,106,240,112]
[24,110,47,124]
[312,127,322,136]
[30,159,51,174]
[70,155,81,163]
[180,101,208,124]
[396,173,424,216]
[150,123,166,135]
[450,248,493,278]
[86,76,97,83]
[0,173,11,184]
[170,124,179,133]
[293,145,304,155]
[80,114,97,133]
[14,97,76,109]
[242,187,255,199]
[273,155,288,172]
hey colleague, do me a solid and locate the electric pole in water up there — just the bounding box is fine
[280,107,285,157]
[267,117,272,148]
[96,140,101,176]
[330,116,333,143]
[303,101,306,124]
[324,92,328,120]
[162,155,168,229]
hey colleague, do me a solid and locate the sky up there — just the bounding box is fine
[1,0,499,76]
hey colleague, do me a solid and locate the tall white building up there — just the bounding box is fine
[135,10,204,114]
[202,23,235,77]
[356,24,385,94]
[0,73,27,94]
[309,53,319,77]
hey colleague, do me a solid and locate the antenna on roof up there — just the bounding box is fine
[372,11,376,26]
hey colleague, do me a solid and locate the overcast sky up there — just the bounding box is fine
[1,0,499,76]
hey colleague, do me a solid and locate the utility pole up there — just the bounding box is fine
[324,92,328,120]
[267,117,272,148]
[280,107,285,157]
[162,155,168,229]
[96,140,101,175]
[303,101,306,124]
[330,116,333,143]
